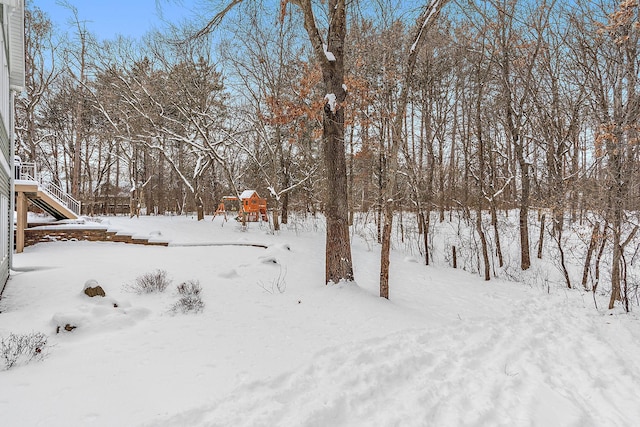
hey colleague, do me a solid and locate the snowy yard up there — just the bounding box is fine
[1,214,639,426]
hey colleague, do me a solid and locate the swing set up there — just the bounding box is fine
[214,190,268,222]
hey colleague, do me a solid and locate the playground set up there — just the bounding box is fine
[214,190,268,222]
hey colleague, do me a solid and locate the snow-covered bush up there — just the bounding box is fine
[1,332,48,370]
[126,269,171,294]
[171,280,204,314]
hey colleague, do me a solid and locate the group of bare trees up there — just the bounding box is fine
[15,0,639,307]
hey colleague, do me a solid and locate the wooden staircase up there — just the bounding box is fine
[15,162,81,252]
[15,162,80,220]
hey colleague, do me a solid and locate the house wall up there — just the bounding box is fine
[0,167,9,293]
[0,1,23,295]
[0,5,9,293]
[0,4,10,134]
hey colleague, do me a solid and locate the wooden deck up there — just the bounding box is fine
[13,162,81,253]
[15,181,79,220]
[15,178,81,253]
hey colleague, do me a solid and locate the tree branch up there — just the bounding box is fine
[290,0,328,68]
[193,0,244,39]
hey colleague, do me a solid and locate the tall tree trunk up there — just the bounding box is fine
[491,202,503,268]
[476,206,491,281]
[348,120,355,226]
[608,134,625,309]
[297,0,353,283]
[610,229,622,309]
[448,91,458,219]
[555,225,571,289]
[272,198,281,231]
[69,7,88,200]
[515,143,531,270]
[581,221,600,290]
[281,192,289,225]
[475,87,490,281]
[377,133,385,244]
[195,178,204,221]
[422,211,430,266]
[537,213,546,260]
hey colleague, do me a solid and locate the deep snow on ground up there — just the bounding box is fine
[1,214,639,427]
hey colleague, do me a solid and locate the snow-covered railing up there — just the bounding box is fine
[17,162,81,216]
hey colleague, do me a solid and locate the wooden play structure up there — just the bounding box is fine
[214,190,268,222]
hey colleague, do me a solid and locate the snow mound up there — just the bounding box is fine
[268,243,291,252]
[258,256,279,265]
[51,303,149,335]
[218,269,239,279]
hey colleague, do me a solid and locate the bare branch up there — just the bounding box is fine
[291,0,328,68]
[193,0,244,39]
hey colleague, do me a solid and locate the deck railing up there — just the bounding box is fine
[17,162,81,216]
[17,162,36,181]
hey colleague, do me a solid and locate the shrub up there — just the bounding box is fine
[1,332,48,370]
[258,266,287,294]
[171,280,205,314]
[125,269,171,294]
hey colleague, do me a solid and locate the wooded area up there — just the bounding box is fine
[14,0,639,308]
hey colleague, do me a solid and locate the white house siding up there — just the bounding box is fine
[0,0,25,294]
[1,5,11,133]
[0,169,8,294]
[0,110,9,294]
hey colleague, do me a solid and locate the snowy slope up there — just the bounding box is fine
[1,214,639,426]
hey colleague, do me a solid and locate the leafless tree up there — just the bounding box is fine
[571,0,639,309]
[195,0,354,282]
[14,3,61,164]
[220,3,319,230]
[379,0,449,298]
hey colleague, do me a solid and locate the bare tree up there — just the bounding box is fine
[220,4,319,230]
[91,32,231,220]
[15,3,61,163]
[196,0,354,283]
[572,0,639,309]
[379,0,449,298]
[59,2,92,199]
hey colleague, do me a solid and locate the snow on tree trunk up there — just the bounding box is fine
[296,0,354,284]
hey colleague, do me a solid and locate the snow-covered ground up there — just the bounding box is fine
[1,214,639,426]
